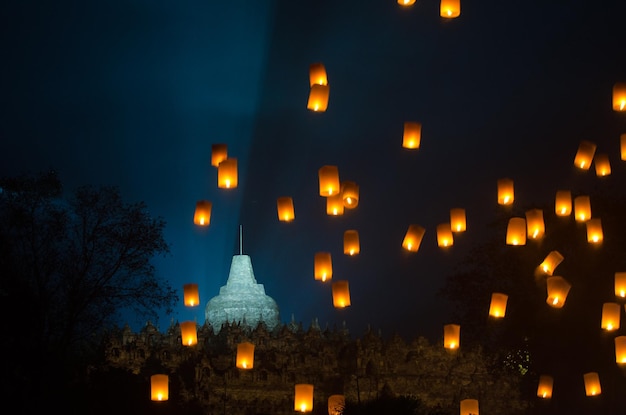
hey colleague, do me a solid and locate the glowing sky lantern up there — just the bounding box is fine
[440,0,460,18]
[506,217,526,246]
[443,323,460,350]
[613,82,626,111]
[402,224,426,252]
[554,190,572,216]
[488,293,508,318]
[594,153,611,177]
[318,165,340,196]
[537,250,564,276]
[398,0,416,6]
[573,140,597,170]
[180,321,198,346]
[537,375,554,399]
[151,374,169,401]
[584,372,601,396]
[525,208,545,240]
[217,158,238,189]
[307,84,329,112]
[341,180,359,208]
[450,207,466,232]
[621,133,626,161]
[314,252,332,282]
[615,272,626,298]
[436,223,454,247]
[193,200,212,226]
[460,398,478,415]
[402,121,422,149]
[326,193,345,216]
[574,195,592,222]
[294,384,314,412]
[211,143,227,167]
[497,178,514,205]
[183,283,200,307]
[328,395,345,415]
[546,276,571,308]
[601,302,620,331]
[277,196,295,222]
[586,218,603,244]
[343,230,360,256]
[236,342,255,369]
[615,336,626,364]
[309,62,327,86]
[332,280,351,308]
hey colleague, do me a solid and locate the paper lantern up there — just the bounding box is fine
[328,394,345,415]
[183,283,200,307]
[615,272,626,298]
[443,324,460,350]
[459,398,478,415]
[506,217,526,246]
[594,153,611,177]
[554,190,572,216]
[211,143,228,167]
[525,209,545,240]
[343,230,360,256]
[497,178,514,205]
[621,133,626,161]
[193,200,212,226]
[583,372,601,396]
[309,62,327,86]
[341,181,359,208]
[488,293,508,318]
[277,196,295,222]
[450,208,466,232]
[537,375,554,399]
[402,224,426,252]
[538,250,564,276]
[294,384,314,412]
[574,195,591,222]
[546,276,571,308]
[307,84,329,112]
[217,158,238,189]
[573,140,597,170]
[615,336,626,364]
[332,280,351,308]
[440,0,460,18]
[601,302,620,331]
[236,341,255,369]
[586,218,603,244]
[437,223,454,247]
[326,193,345,216]
[613,82,626,111]
[314,252,332,282]
[398,0,416,6]
[402,121,421,149]
[180,321,198,346]
[318,165,340,196]
[151,374,169,401]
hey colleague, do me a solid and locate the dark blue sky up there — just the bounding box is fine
[2,0,625,342]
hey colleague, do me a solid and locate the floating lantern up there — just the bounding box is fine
[489,293,508,318]
[343,230,360,256]
[525,209,545,240]
[314,252,332,282]
[554,190,572,216]
[584,372,601,396]
[615,336,626,364]
[574,195,591,222]
[506,217,526,246]
[341,181,359,208]
[440,0,461,18]
[613,82,626,111]
[236,341,255,369]
[546,276,571,308]
[211,143,228,167]
[402,224,426,252]
[217,158,238,189]
[309,63,327,86]
[151,374,169,401]
[183,283,200,307]
[193,200,212,226]
[594,153,611,177]
[332,280,351,308]
[615,272,626,298]
[497,178,514,205]
[328,394,345,415]
[307,84,329,112]
[326,193,345,216]
[402,122,421,149]
[601,302,620,331]
[180,321,198,346]
[443,324,460,350]
[277,196,295,222]
[318,165,340,196]
[574,140,597,170]
[436,223,454,247]
[450,208,466,232]
[398,0,416,6]
[459,398,478,415]
[294,384,314,412]
[538,250,564,276]
[586,218,603,244]
[621,133,626,161]
[537,375,554,399]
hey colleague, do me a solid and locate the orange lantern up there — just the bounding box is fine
[307,84,329,112]
[488,293,508,318]
[193,200,212,226]
[538,250,564,276]
[621,133,626,161]
[546,276,571,308]
[309,62,327,86]
[294,384,314,412]
[211,143,228,167]
[450,208,466,232]
[332,280,351,308]
[443,323,460,350]
[573,140,597,170]
[594,153,611,177]
[150,374,169,401]
[402,121,421,149]
[497,178,514,205]
[554,190,572,216]
[615,272,626,298]
[318,165,340,197]
[574,195,591,222]
[326,193,345,216]
[217,158,238,189]
[601,302,620,331]
[328,394,345,415]
[277,196,295,222]
[314,252,332,282]
[615,336,626,364]
[436,223,454,247]
[236,341,255,369]
[180,321,198,346]
[398,0,417,6]
[341,181,359,208]
[402,224,426,252]
[586,218,603,244]
[506,217,526,246]
[536,375,554,399]
[583,372,601,396]
[525,209,545,240]
[440,0,461,18]
[613,82,626,111]
[183,283,200,307]
[343,230,360,256]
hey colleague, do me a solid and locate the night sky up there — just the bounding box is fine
[2,0,625,343]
